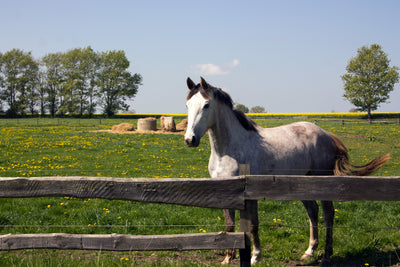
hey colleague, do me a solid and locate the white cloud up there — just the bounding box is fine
[190,63,229,76]
[189,59,240,76]
[228,59,240,68]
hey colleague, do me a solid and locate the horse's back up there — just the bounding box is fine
[256,121,337,175]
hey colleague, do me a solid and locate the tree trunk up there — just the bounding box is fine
[367,107,372,123]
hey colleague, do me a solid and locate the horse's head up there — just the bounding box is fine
[184,77,217,147]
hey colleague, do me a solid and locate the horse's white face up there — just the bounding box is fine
[184,79,216,147]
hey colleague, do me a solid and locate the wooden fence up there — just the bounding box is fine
[1,169,400,266]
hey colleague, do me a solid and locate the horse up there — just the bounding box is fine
[184,77,390,265]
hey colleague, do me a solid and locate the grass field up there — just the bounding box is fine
[0,117,399,266]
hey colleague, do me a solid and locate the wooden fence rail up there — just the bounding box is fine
[1,173,400,266]
[1,175,400,202]
[0,176,245,209]
[0,232,245,252]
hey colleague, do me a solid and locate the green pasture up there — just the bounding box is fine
[0,117,399,266]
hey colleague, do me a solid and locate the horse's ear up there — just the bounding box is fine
[187,77,195,90]
[200,77,209,91]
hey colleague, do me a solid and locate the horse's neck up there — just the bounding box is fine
[208,106,250,156]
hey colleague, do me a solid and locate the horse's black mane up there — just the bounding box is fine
[232,109,258,132]
[188,83,258,132]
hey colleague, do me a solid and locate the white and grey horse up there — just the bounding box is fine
[184,77,390,265]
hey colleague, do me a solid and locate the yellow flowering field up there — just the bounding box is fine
[0,118,209,178]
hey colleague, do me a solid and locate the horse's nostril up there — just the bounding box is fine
[185,136,197,147]
[185,137,192,146]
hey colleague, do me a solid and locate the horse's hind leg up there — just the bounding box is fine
[321,201,334,264]
[249,200,261,264]
[221,208,236,264]
[301,200,319,260]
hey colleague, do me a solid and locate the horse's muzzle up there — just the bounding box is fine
[185,136,199,147]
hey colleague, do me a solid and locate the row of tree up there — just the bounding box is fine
[234,104,266,113]
[0,47,142,117]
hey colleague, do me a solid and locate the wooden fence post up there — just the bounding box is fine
[239,164,252,267]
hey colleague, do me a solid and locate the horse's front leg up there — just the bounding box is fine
[301,200,319,260]
[221,208,236,264]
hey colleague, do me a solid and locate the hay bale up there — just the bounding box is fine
[176,118,188,131]
[111,123,135,132]
[137,117,157,131]
[160,116,176,132]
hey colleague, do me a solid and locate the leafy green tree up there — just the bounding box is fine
[41,52,64,117]
[97,50,142,117]
[85,49,99,117]
[25,67,40,116]
[342,44,399,119]
[250,106,266,113]
[69,47,98,117]
[0,52,3,112]
[60,47,97,116]
[0,49,39,117]
[234,103,249,113]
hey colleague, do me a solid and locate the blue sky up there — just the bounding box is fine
[2,0,400,114]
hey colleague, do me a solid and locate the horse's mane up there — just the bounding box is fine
[187,83,258,132]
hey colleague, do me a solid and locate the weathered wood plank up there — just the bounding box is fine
[0,232,245,251]
[0,177,245,209]
[1,175,400,208]
[245,175,400,201]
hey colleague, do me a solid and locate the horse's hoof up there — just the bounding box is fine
[221,256,232,265]
[251,256,260,265]
[319,257,331,266]
[251,248,262,264]
[300,252,313,260]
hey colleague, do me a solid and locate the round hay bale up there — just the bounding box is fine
[176,118,188,131]
[111,123,135,132]
[160,116,176,132]
[137,117,157,131]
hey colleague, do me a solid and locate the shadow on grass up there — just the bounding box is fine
[295,247,400,266]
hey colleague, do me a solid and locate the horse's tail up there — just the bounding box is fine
[328,132,391,176]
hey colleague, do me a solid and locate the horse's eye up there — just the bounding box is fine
[203,103,210,110]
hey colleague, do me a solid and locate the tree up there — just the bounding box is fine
[234,103,249,113]
[341,44,399,120]
[41,52,64,117]
[97,50,142,117]
[250,106,266,113]
[59,47,97,116]
[0,52,3,113]
[25,65,40,116]
[0,49,39,117]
